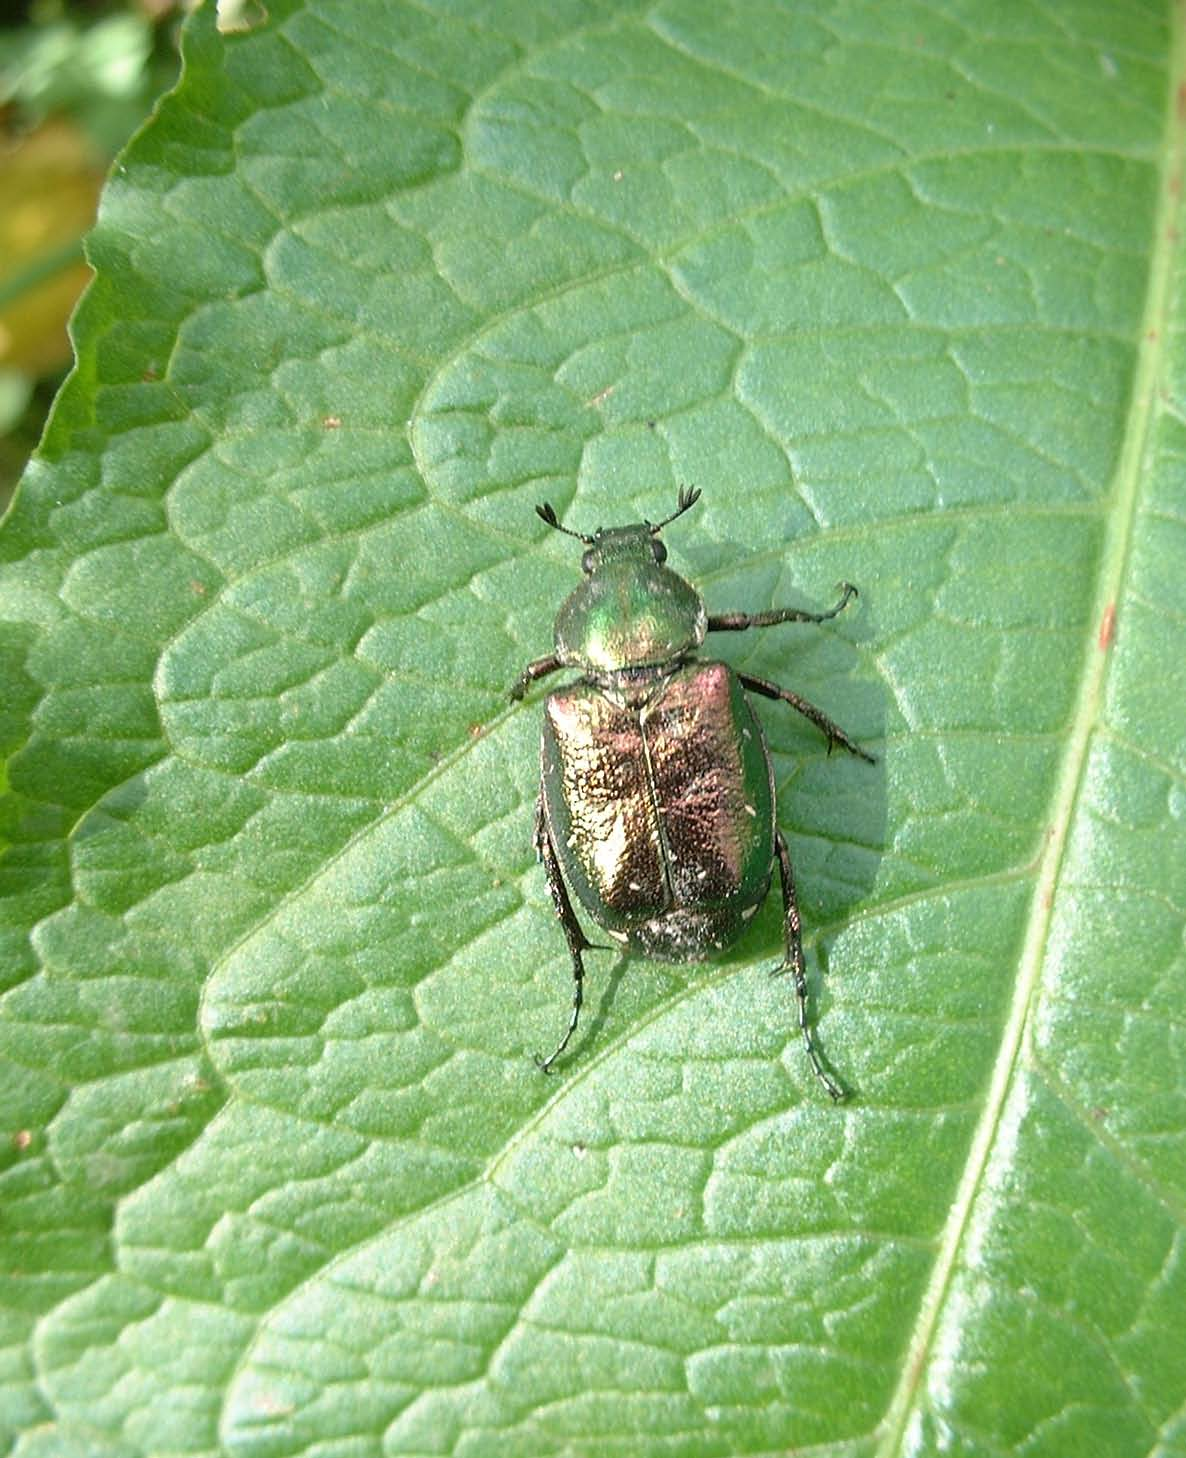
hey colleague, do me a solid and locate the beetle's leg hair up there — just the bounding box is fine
[707,582,858,634]
[774,831,845,1102]
[534,795,593,1073]
[510,654,563,701]
[738,672,875,763]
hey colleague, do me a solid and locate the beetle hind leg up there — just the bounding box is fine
[534,795,596,1074]
[773,831,846,1102]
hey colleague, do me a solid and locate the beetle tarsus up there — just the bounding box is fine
[829,727,876,764]
[833,581,859,611]
[738,671,875,764]
[706,581,859,634]
[774,831,847,1102]
[535,970,583,1074]
[534,795,595,1073]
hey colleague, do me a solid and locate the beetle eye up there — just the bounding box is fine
[581,549,595,573]
[652,538,667,564]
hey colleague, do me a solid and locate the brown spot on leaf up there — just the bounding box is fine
[1098,601,1116,651]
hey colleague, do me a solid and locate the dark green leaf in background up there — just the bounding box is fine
[1,2,1184,1455]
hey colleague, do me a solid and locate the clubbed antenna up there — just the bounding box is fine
[536,501,595,545]
[648,485,702,535]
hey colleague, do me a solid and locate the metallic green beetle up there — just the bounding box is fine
[511,488,874,1098]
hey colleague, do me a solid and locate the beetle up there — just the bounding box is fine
[511,487,874,1098]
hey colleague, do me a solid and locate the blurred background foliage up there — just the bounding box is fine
[0,0,183,514]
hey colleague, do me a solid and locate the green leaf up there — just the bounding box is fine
[2,2,1183,1455]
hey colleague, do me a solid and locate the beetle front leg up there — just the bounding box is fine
[510,654,563,701]
[774,831,845,1103]
[739,671,875,763]
[707,582,858,633]
[533,795,595,1073]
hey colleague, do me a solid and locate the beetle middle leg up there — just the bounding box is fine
[774,830,845,1102]
[533,795,596,1073]
[739,672,875,763]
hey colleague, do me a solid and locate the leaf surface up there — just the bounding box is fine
[1,3,1183,1456]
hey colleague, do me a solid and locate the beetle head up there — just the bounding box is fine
[536,488,707,673]
[578,522,668,575]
